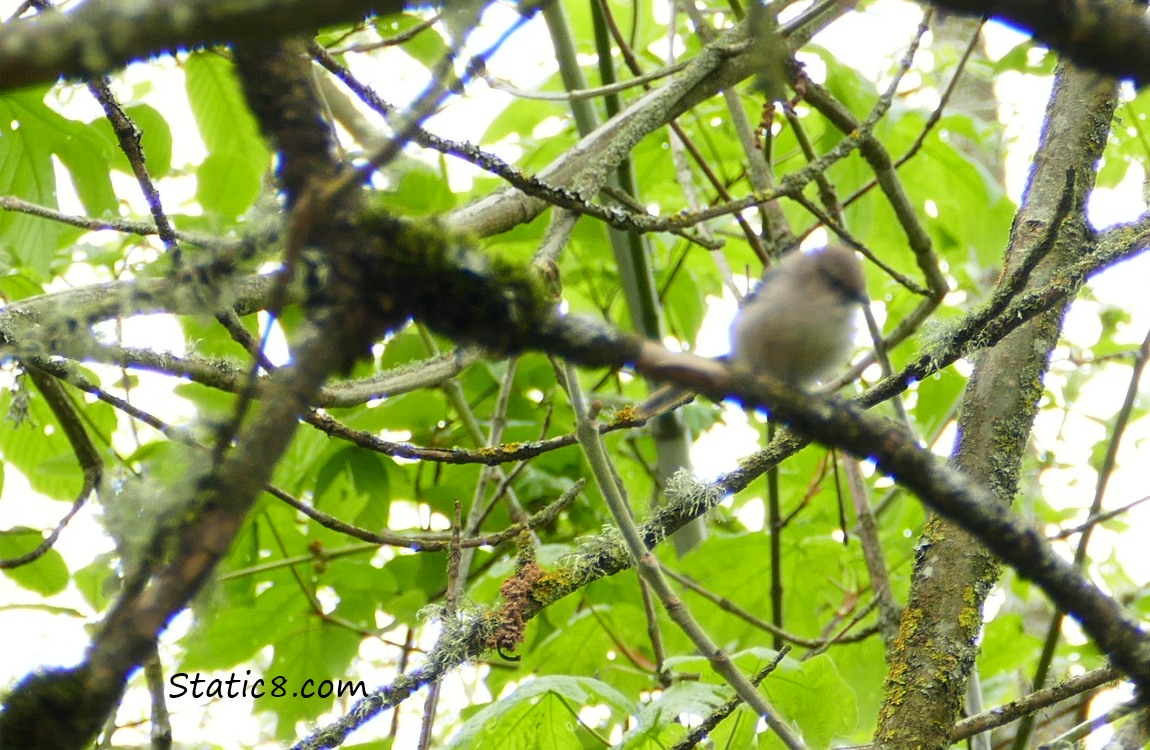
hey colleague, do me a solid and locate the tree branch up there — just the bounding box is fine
[0,0,404,92]
[927,0,1150,86]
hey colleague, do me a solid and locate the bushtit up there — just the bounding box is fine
[730,243,867,385]
[636,244,867,417]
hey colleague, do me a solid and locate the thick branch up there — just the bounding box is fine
[0,0,404,92]
[928,0,1150,86]
[0,37,377,750]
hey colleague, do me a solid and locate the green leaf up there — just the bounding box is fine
[91,103,173,178]
[0,88,115,275]
[0,527,69,595]
[1101,92,1150,189]
[373,164,456,215]
[256,606,364,739]
[196,151,263,219]
[373,14,451,69]
[181,584,300,671]
[681,531,854,643]
[903,119,1014,269]
[661,266,707,344]
[172,380,239,424]
[272,427,337,495]
[446,676,634,750]
[911,367,966,440]
[49,122,119,221]
[376,552,447,625]
[314,446,391,507]
[184,52,270,218]
[761,651,857,747]
[0,384,114,501]
[185,53,267,159]
[979,613,1045,677]
[992,42,1054,76]
[621,681,728,748]
[0,273,44,301]
[0,96,57,272]
[666,649,858,748]
[72,555,117,613]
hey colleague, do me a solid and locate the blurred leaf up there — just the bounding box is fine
[197,151,263,218]
[374,163,456,215]
[0,88,116,275]
[373,13,451,69]
[993,42,1055,76]
[185,52,270,218]
[980,613,1047,677]
[72,555,117,613]
[91,102,173,178]
[181,574,316,673]
[254,603,365,739]
[0,383,114,501]
[661,266,707,345]
[0,273,43,301]
[911,367,965,440]
[314,446,391,506]
[0,527,69,596]
[377,551,447,625]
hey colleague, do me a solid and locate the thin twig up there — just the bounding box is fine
[566,360,808,750]
[0,366,102,568]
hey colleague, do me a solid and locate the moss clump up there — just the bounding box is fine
[359,206,555,355]
[0,665,104,750]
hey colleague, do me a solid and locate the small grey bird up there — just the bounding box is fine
[636,244,867,418]
[729,243,868,386]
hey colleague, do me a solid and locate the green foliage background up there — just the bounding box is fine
[1,1,1148,748]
